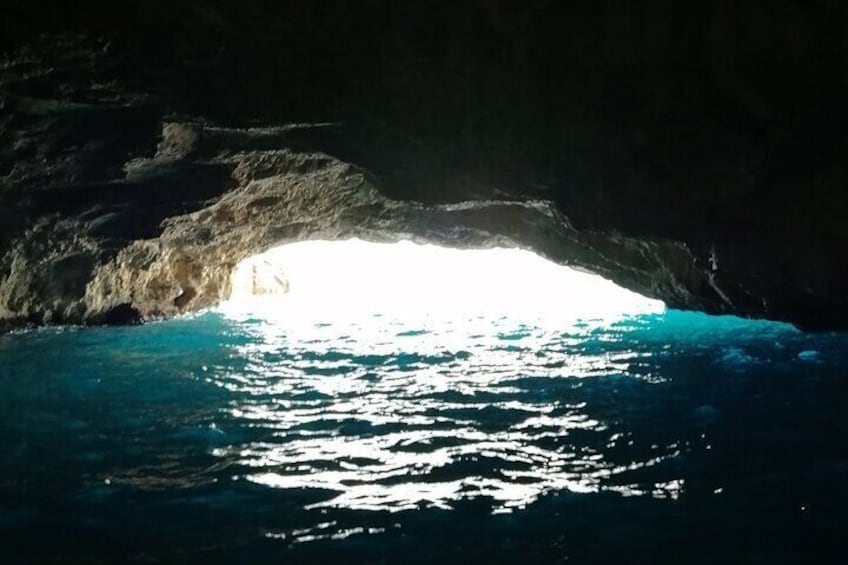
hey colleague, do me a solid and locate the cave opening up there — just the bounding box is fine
[218,238,666,327]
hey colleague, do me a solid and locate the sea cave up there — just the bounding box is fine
[1,2,847,563]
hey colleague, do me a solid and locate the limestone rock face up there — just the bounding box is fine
[2,3,847,330]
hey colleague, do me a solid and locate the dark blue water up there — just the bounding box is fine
[1,310,847,563]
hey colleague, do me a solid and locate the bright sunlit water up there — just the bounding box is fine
[1,243,847,563]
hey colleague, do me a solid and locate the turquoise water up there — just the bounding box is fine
[1,310,847,563]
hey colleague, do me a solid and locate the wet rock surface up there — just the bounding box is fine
[1,3,847,330]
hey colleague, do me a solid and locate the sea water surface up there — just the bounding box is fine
[1,310,847,563]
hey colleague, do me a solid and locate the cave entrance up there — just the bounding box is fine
[219,239,664,325]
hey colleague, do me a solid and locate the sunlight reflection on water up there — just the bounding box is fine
[206,314,684,514]
[209,240,680,514]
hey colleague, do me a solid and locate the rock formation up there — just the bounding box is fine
[1,3,847,330]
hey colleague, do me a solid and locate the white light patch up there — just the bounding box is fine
[219,239,664,325]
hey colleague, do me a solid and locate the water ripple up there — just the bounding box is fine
[204,316,687,513]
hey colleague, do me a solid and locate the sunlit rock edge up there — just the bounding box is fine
[0,117,708,330]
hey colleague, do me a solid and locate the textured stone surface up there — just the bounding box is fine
[1,3,847,330]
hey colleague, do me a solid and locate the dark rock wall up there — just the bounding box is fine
[1,2,847,329]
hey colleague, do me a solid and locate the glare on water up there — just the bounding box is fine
[213,240,677,514]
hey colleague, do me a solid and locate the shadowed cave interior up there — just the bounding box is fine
[1,1,848,330]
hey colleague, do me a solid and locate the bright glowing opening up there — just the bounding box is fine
[218,239,664,326]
